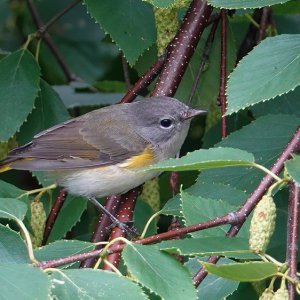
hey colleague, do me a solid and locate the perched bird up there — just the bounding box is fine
[0,96,205,198]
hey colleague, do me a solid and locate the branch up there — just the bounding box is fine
[152,0,213,97]
[42,190,68,245]
[26,0,77,81]
[287,181,300,299]
[79,195,121,268]
[193,126,300,286]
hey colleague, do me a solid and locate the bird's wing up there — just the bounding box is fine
[2,109,152,170]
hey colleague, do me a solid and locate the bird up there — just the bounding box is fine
[0,96,205,199]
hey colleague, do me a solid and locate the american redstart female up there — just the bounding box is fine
[0,96,205,198]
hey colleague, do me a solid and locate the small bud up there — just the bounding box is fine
[259,288,274,300]
[30,200,46,248]
[141,178,160,212]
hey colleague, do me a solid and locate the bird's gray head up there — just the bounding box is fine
[128,96,206,158]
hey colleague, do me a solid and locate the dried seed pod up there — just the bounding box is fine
[259,288,274,300]
[141,178,160,212]
[249,195,276,253]
[30,200,46,248]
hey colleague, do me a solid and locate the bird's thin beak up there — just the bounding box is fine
[182,108,207,120]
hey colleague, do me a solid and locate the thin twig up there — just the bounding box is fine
[37,0,82,37]
[287,181,300,299]
[26,0,77,81]
[187,17,219,105]
[257,7,271,43]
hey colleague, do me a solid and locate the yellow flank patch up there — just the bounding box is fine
[0,164,11,173]
[121,148,155,169]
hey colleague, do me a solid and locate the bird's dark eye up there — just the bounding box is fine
[160,118,173,128]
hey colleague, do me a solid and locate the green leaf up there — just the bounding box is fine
[181,191,236,237]
[48,195,87,243]
[147,147,255,172]
[202,261,278,282]
[251,86,300,118]
[84,0,156,65]
[199,114,300,192]
[0,224,29,264]
[226,34,300,115]
[160,237,257,259]
[145,0,176,8]
[0,180,25,198]
[123,244,197,300]
[17,80,69,144]
[0,264,50,299]
[0,49,40,141]
[285,154,300,185]
[35,240,94,264]
[0,198,27,220]
[186,257,239,300]
[50,269,147,300]
[208,0,291,9]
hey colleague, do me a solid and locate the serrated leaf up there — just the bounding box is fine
[202,261,278,282]
[285,154,300,185]
[208,0,291,9]
[145,0,176,8]
[17,80,69,144]
[123,244,197,300]
[84,0,156,65]
[159,237,257,259]
[199,114,300,192]
[226,34,300,115]
[0,49,40,141]
[48,195,87,243]
[186,257,239,300]
[147,147,255,172]
[251,86,300,118]
[0,198,27,220]
[35,240,94,264]
[0,224,29,264]
[50,269,147,300]
[0,264,50,299]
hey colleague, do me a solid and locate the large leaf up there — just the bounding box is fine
[208,0,291,8]
[202,261,278,282]
[0,198,27,220]
[84,0,156,65]
[0,49,40,141]
[160,237,257,259]
[17,80,69,144]
[123,244,197,300]
[226,34,300,115]
[0,264,50,299]
[285,154,300,185]
[0,180,25,198]
[0,224,29,264]
[147,147,255,172]
[199,114,300,192]
[48,195,87,243]
[50,269,147,300]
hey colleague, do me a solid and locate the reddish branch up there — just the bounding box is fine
[152,0,213,97]
[102,188,140,271]
[42,190,68,245]
[287,182,300,299]
[193,126,300,285]
[80,195,121,268]
[218,9,227,139]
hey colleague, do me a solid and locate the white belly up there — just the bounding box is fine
[57,166,160,198]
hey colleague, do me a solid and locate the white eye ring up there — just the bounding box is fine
[160,118,173,129]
